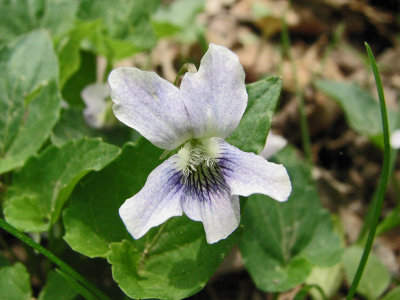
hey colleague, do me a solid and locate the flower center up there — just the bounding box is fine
[176,138,229,202]
[177,139,219,174]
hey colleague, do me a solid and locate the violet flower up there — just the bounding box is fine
[108,44,291,243]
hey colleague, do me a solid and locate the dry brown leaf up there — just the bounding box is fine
[206,13,238,48]
[339,202,364,243]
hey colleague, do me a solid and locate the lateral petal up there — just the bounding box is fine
[119,155,184,239]
[109,67,193,150]
[217,139,292,201]
[180,44,247,139]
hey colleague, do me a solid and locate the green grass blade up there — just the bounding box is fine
[55,268,96,300]
[0,218,111,300]
[346,43,391,299]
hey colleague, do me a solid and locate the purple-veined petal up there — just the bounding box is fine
[119,155,184,239]
[390,129,400,149]
[182,188,240,244]
[216,138,291,201]
[180,44,247,139]
[108,67,193,150]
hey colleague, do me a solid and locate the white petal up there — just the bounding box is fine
[81,82,110,107]
[182,191,240,244]
[108,67,193,150]
[180,44,247,139]
[217,139,291,201]
[119,156,184,239]
[260,132,287,159]
[81,83,110,128]
[390,129,400,149]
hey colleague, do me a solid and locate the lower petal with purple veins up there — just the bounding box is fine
[180,162,240,244]
[182,192,240,244]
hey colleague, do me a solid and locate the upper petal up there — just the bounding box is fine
[180,44,247,139]
[108,68,193,150]
[119,155,184,239]
[216,139,292,201]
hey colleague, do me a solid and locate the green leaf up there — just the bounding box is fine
[0,30,61,174]
[108,219,240,300]
[51,105,136,148]
[381,286,400,300]
[4,138,120,232]
[62,50,97,107]
[239,146,342,292]
[0,263,31,300]
[227,76,282,153]
[78,0,160,59]
[63,139,163,258]
[342,246,390,300]
[50,107,95,146]
[0,255,10,267]
[301,213,343,267]
[38,270,78,300]
[315,80,398,149]
[153,0,204,31]
[56,21,98,88]
[63,139,162,257]
[152,0,204,41]
[40,0,79,38]
[0,0,78,44]
[305,264,342,300]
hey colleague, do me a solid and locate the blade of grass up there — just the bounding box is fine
[0,217,111,300]
[357,147,398,243]
[55,268,96,300]
[346,43,391,300]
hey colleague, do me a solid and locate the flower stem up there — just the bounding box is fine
[281,7,312,164]
[55,268,96,300]
[174,63,197,86]
[0,217,111,300]
[346,43,391,300]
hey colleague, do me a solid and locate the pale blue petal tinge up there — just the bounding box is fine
[216,138,290,201]
[180,44,247,139]
[109,44,292,244]
[109,68,193,150]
